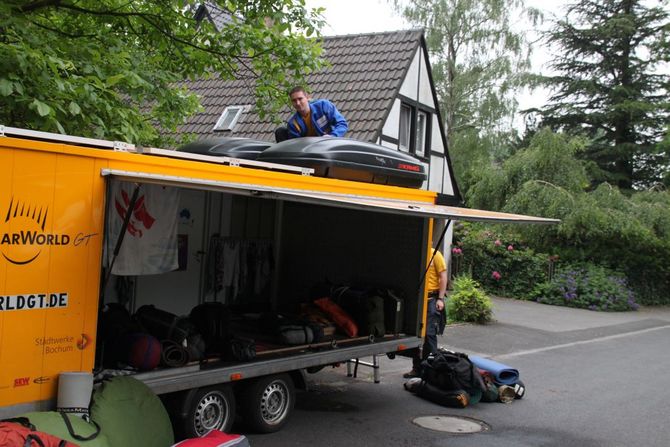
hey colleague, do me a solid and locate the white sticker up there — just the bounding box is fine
[0,293,69,311]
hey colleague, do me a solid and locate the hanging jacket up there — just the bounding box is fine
[286,99,348,138]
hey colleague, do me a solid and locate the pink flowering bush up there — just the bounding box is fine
[452,223,548,298]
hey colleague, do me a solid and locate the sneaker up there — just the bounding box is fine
[403,369,420,379]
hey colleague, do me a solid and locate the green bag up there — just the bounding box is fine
[90,376,173,447]
[19,411,110,447]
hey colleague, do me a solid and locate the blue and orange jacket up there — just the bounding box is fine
[287,99,348,138]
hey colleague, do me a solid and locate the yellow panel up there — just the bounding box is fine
[0,147,104,407]
[0,149,56,405]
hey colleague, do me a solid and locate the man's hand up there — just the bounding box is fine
[436,298,445,312]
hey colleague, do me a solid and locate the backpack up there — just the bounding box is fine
[189,302,231,355]
[331,286,385,336]
[421,349,486,397]
[0,418,77,447]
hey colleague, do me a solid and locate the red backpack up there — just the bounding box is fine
[0,418,78,447]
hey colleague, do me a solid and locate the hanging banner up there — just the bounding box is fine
[106,181,180,275]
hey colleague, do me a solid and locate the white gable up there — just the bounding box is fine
[379,45,456,198]
[399,48,435,108]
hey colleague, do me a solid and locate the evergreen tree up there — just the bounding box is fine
[534,0,670,190]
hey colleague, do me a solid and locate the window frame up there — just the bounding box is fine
[397,101,431,159]
[414,110,428,158]
[398,103,413,152]
[213,105,246,131]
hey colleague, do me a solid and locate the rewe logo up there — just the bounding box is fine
[114,190,155,237]
[14,377,30,387]
[1,198,70,265]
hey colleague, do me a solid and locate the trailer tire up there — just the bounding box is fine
[240,373,295,433]
[183,385,236,438]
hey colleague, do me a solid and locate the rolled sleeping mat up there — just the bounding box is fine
[468,355,519,385]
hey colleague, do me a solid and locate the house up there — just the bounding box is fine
[174,17,460,205]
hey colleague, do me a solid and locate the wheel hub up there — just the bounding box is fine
[195,393,226,435]
[260,382,288,423]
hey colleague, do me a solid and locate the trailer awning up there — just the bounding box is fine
[101,169,559,224]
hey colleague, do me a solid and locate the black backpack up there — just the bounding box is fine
[189,302,231,354]
[421,349,486,395]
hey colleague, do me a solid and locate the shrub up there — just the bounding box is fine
[452,223,549,298]
[465,129,670,306]
[531,263,639,311]
[448,275,493,324]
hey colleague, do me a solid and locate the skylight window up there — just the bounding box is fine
[213,105,246,131]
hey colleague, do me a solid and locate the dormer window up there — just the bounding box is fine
[213,105,246,131]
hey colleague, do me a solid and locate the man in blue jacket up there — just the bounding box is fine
[275,86,348,142]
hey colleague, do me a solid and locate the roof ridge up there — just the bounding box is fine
[321,28,423,40]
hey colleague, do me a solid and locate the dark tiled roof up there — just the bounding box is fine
[171,29,423,143]
[194,2,235,31]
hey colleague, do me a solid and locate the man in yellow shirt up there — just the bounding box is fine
[404,249,447,378]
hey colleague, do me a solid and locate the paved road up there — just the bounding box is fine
[245,298,670,446]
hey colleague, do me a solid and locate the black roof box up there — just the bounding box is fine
[257,137,426,188]
[177,137,272,160]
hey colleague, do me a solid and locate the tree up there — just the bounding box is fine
[392,0,540,195]
[533,0,670,190]
[467,128,670,304]
[0,1,325,145]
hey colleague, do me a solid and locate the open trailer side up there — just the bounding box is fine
[0,126,557,435]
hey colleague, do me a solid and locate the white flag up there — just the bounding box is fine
[106,181,180,275]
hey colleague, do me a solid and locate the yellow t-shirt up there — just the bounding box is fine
[304,109,318,136]
[425,249,446,294]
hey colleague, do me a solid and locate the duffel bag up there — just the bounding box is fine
[226,336,256,362]
[18,412,108,447]
[0,418,78,447]
[314,297,358,337]
[278,324,313,345]
[421,349,486,396]
[415,382,470,408]
[135,305,205,361]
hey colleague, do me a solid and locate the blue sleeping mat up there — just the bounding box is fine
[469,355,519,385]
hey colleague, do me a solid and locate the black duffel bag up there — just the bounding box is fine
[421,349,486,396]
[135,305,205,362]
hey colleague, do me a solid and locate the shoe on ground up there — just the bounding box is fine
[403,369,420,379]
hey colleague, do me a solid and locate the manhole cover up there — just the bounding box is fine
[413,415,489,434]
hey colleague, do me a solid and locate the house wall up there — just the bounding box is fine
[380,47,454,197]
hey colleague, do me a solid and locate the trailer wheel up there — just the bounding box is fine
[183,385,236,438]
[240,373,295,433]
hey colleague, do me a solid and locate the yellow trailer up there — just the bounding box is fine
[0,126,556,434]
